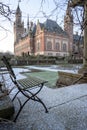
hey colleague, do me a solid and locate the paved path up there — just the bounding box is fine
[11,83,87,130]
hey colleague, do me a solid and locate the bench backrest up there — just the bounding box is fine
[2,56,16,80]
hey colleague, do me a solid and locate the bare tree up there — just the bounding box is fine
[0,2,12,20]
[0,2,15,46]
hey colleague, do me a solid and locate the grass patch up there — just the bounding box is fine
[24,71,58,88]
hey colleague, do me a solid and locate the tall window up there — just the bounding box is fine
[73,45,75,52]
[62,43,67,51]
[54,42,60,51]
[36,42,40,51]
[46,41,52,50]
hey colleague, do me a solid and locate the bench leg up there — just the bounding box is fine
[25,89,48,113]
[13,97,48,122]
[13,88,48,122]
[34,96,48,113]
[12,90,20,101]
[13,98,30,122]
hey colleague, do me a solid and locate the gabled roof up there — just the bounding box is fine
[39,19,68,37]
[21,19,69,39]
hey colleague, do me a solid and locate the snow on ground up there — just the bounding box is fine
[26,65,80,73]
[1,66,87,130]
[15,83,87,130]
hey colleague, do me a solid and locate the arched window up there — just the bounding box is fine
[55,42,60,51]
[62,43,67,51]
[46,41,52,50]
[36,42,40,51]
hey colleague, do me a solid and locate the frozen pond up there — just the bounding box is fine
[0,64,82,93]
[25,64,82,73]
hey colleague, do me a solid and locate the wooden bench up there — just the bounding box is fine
[2,56,48,122]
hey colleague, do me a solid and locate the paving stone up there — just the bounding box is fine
[0,119,20,130]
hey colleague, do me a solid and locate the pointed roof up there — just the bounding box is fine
[21,19,68,39]
[27,14,29,30]
[66,1,71,15]
[16,4,21,14]
[66,1,73,21]
[39,19,68,37]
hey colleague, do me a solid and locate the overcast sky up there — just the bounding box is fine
[0,0,81,53]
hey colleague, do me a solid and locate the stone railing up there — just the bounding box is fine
[56,71,87,87]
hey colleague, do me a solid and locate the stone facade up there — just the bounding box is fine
[14,3,83,57]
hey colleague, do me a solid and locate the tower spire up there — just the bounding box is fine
[27,14,29,31]
[18,0,21,4]
[14,2,24,43]
[64,2,73,53]
[66,1,73,22]
[16,2,21,15]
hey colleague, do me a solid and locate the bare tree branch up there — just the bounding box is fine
[0,2,13,21]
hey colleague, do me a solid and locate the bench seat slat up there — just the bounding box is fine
[27,77,43,84]
[19,79,41,88]
[28,76,46,83]
[17,77,47,89]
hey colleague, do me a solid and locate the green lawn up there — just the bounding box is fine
[24,71,58,88]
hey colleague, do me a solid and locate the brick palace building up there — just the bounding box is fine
[14,3,83,57]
